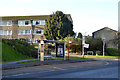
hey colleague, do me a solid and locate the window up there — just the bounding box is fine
[25,30,30,34]
[33,30,43,35]
[0,21,12,26]
[18,30,24,35]
[33,20,45,25]
[41,30,44,34]
[18,30,30,35]
[32,38,37,43]
[25,21,29,25]
[18,20,31,26]
[41,20,45,25]
[0,30,12,35]
[0,30,3,35]
[8,30,12,35]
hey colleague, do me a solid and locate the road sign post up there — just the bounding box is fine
[68,39,72,60]
[82,36,85,58]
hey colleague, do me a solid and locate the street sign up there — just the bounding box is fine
[84,43,89,48]
[69,39,72,43]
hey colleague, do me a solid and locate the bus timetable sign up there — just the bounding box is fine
[56,43,64,57]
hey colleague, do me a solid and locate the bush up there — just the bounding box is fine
[64,37,82,53]
[105,48,120,56]
[85,37,103,55]
[2,39,37,58]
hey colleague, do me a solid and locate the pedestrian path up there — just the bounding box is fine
[2,58,95,70]
[3,59,37,65]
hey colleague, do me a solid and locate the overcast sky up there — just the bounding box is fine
[0,0,119,36]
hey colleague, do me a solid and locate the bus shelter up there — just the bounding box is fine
[37,40,65,61]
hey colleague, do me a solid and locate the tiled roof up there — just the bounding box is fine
[92,27,118,34]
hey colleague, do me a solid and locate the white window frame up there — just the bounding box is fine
[18,20,31,26]
[33,20,45,25]
[0,30,12,35]
[0,20,12,26]
[18,30,30,35]
[33,30,44,35]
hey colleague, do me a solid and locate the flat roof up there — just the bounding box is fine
[38,40,65,43]
[1,14,71,20]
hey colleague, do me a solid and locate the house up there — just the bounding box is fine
[0,14,72,43]
[92,27,118,49]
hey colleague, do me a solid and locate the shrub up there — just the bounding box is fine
[64,37,82,53]
[85,37,103,55]
[2,39,37,58]
[105,48,120,56]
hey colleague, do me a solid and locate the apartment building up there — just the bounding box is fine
[0,14,72,43]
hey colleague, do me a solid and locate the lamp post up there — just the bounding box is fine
[103,39,105,56]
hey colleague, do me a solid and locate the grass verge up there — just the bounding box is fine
[85,55,120,58]
[2,42,33,63]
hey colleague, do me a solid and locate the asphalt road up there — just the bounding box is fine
[2,60,119,79]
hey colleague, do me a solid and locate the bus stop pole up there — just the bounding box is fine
[38,43,40,60]
[68,42,69,60]
[64,43,66,60]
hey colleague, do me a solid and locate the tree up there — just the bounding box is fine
[44,11,74,40]
[77,32,82,38]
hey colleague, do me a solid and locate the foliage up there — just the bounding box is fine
[77,32,82,39]
[85,37,103,54]
[64,37,82,53]
[2,39,37,58]
[44,11,74,40]
[2,42,32,62]
[105,48,120,56]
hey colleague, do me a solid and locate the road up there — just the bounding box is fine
[2,60,119,79]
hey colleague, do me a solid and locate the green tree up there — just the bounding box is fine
[77,32,82,38]
[44,11,74,40]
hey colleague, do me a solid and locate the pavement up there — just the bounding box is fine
[2,58,95,70]
[2,55,119,70]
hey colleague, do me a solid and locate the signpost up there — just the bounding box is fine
[82,35,89,58]
[68,39,72,60]
[84,43,89,48]
[82,36,85,58]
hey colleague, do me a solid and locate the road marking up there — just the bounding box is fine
[105,62,109,65]
[53,67,65,70]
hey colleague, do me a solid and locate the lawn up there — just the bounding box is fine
[85,55,120,58]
